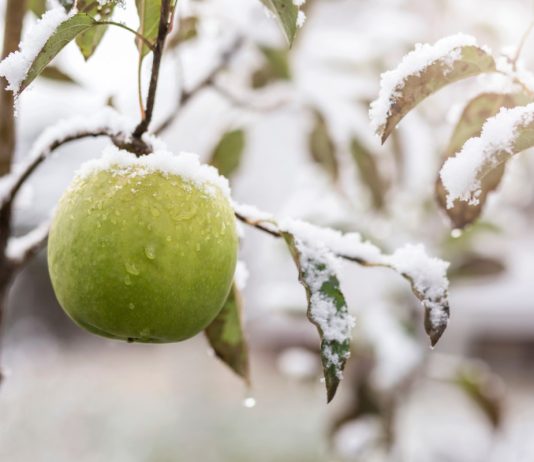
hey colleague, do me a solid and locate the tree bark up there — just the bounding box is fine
[0,0,26,175]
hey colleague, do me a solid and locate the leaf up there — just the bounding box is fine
[251,46,291,89]
[209,129,246,178]
[308,110,338,181]
[350,137,387,209]
[135,0,174,58]
[282,231,353,403]
[455,364,503,429]
[75,0,117,60]
[167,16,198,49]
[28,0,46,17]
[205,284,250,382]
[436,92,531,229]
[373,44,496,143]
[261,0,300,46]
[440,102,534,208]
[19,14,97,94]
[39,65,78,84]
[449,254,505,280]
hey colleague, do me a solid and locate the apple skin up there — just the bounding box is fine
[48,165,238,343]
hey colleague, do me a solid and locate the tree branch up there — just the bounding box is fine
[132,0,173,140]
[0,0,26,176]
[154,36,245,135]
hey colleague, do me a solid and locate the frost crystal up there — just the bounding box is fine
[369,34,480,134]
[440,103,534,207]
[0,7,72,93]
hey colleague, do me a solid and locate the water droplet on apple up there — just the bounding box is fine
[144,244,156,260]
[128,303,135,310]
[124,275,133,286]
[125,262,140,275]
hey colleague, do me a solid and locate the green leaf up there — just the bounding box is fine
[282,231,353,403]
[350,137,387,210]
[75,0,117,60]
[435,92,531,229]
[209,129,246,178]
[373,45,496,143]
[19,13,97,94]
[205,284,250,382]
[167,16,199,49]
[28,0,46,17]
[261,0,300,46]
[39,65,78,84]
[308,110,338,181]
[251,46,291,89]
[135,0,174,58]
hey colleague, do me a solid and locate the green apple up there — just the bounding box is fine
[48,150,238,343]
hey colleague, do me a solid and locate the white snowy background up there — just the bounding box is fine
[2,0,534,461]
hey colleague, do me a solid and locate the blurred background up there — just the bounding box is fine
[2,0,534,460]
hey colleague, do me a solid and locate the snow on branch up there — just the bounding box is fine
[369,34,495,143]
[0,108,133,208]
[6,220,50,265]
[440,102,534,207]
[235,204,450,347]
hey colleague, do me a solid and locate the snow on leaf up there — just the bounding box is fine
[75,0,117,60]
[0,10,96,95]
[440,102,534,208]
[436,92,532,228]
[261,0,301,46]
[384,244,450,347]
[205,283,250,383]
[282,230,354,403]
[369,34,496,143]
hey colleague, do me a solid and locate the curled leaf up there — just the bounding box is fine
[282,231,354,403]
[370,35,496,143]
[205,284,250,382]
[251,46,291,89]
[436,92,531,228]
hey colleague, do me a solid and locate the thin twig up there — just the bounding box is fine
[97,21,156,52]
[132,0,173,140]
[154,36,245,135]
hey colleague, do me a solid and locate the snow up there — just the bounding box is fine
[0,108,132,207]
[0,7,73,94]
[369,33,481,134]
[292,236,355,345]
[76,145,232,199]
[296,11,306,29]
[233,201,275,222]
[6,220,50,262]
[440,103,534,207]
